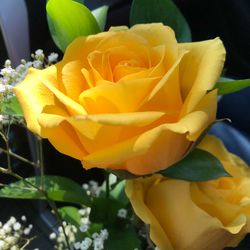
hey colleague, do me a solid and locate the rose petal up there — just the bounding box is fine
[81,109,213,174]
[145,179,235,250]
[79,77,160,113]
[125,177,174,250]
[13,67,57,135]
[179,38,226,115]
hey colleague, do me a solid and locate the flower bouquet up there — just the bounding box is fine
[1,0,250,249]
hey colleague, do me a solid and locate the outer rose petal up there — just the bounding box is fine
[126,136,250,249]
[179,38,226,116]
[13,67,57,134]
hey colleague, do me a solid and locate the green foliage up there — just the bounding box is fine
[92,5,109,31]
[46,0,100,52]
[214,77,250,95]
[1,96,23,116]
[0,176,91,206]
[130,0,191,42]
[161,149,230,181]
[105,226,141,250]
[90,197,124,225]
[58,206,82,228]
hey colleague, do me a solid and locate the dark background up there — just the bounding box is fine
[1,0,250,249]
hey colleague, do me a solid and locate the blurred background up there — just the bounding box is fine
[1,0,250,249]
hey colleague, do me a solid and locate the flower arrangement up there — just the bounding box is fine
[1,0,250,249]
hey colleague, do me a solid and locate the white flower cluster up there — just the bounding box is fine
[50,205,110,250]
[74,229,109,250]
[0,50,59,99]
[0,215,33,250]
[78,207,91,226]
[50,221,77,250]
[82,180,101,197]
[0,50,59,125]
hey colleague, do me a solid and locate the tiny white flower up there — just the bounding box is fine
[92,232,99,240]
[49,232,57,240]
[5,235,17,244]
[3,224,11,233]
[23,227,31,235]
[79,224,89,233]
[0,240,5,248]
[32,60,43,69]
[13,222,21,231]
[117,208,127,219]
[4,59,11,67]
[80,237,92,250]
[81,217,89,224]
[58,226,63,233]
[48,52,58,63]
[82,184,89,190]
[93,238,104,250]
[100,229,108,240]
[35,49,44,56]
[21,215,27,222]
[74,241,81,249]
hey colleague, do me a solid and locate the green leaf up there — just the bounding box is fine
[130,0,191,42]
[0,176,91,206]
[90,197,124,224]
[110,180,129,206]
[160,149,230,181]
[1,96,23,116]
[58,206,82,227]
[105,226,141,250]
[92,5,109,31]
[46,0,100,52]
[214,77,250,95]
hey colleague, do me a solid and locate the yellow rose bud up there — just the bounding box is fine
[14,24,225,175]
[126,135,250,250]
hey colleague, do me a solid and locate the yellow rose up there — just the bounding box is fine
[14,24,225,175]
[126,135,250,250]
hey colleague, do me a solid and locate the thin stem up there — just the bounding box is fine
[37,136,45,190]
[20,235,37,250]
[105,172,110,199]
[45,194,71,250]
[0,148,39,168]
[0,130,12,171]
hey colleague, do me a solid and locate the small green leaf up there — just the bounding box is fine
[105,226,141,250]
[130,0,191,42]
[58,206,82,227]
[160,149,230,181]
[46,0,100,52]
[92,5,109,31]
[214,77,250,95]
[1,96,23,116]
[0,176,91,206]
[110,180,129,206]
[90,197,124,224]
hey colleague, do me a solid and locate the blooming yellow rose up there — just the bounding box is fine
[14,23,225,175]
[126,135,250,250]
